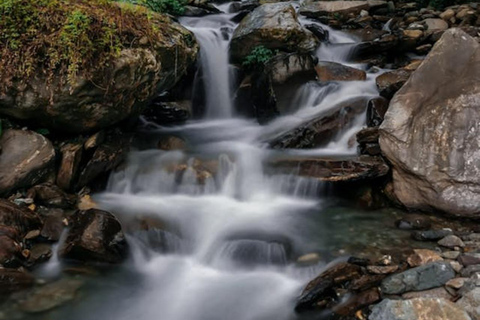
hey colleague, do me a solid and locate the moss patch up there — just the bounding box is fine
[0,0,180,93]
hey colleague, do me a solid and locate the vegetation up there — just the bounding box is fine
[119,0,186,15]
[242,46,277,72]
[0,0,174,93]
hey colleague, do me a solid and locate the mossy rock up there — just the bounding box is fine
[0,0,199,133]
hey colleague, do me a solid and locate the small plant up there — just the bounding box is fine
[242,46,277,71]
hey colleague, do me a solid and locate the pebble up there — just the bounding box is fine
[438,235,465,248]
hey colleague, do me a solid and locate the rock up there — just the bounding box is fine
[457,287,480,319]
[443,251,461,260]
[230,3,318,62]
[369,298,472,320]
[76,131,132,189]
[305,24,329,42]
[0,233,22,267]
[381,261,455,295]
[0,200,42,236]
[440,9,455,21]
[0,5,199,133]
[299,1,370,21]
[182,4,221,16]
[19,278,83,313]
[59,209,128,264]
[375,69,411,99]
[367,265,398,274]
[40,209,65,242]
[56,142,83,191]
[402,287,452,300]
[411,229,453,241]
[157,136,186,151]
[351,274,385,291]
[143,100,191,125]
[0,269,35,295]
[333,288,380,316]
[379,29,480,217]
[395,215,431,231]
[353,34,399,57]
[407,249,443,267]
[422,18,448,32]
[27,243,53,266]
[460,265,480,278]
[366,97,389,127]
[459,255,480,267]
[27,183,74,209]
[0,130,55,196]
[446,277,468,289]
[450,261,463,273]
[438,235,465,249]
[270,156,389,182]
[84,131,105,150]
[316,62,367,82]
[297,253,321,266]
[357,127,379,144]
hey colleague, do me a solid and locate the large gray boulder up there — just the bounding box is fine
[230,3,318,62]
[379,28,480,217]
[0,129,55,196]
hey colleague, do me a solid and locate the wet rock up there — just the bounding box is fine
[56,142,83,191]
[59,209,128,264]
[332,288,380,316]
[356,128,379,144]
[39,209,65,242]
[76,132,132,189]
[369,298,472,320]
[381,261,455,295]
[0,200,42,236]
[270,156,390,182]
[402,287,452,300]
[438,235,465,249]
[366,97,389,127]
[395,215,431,231]
[0,233,22,267]
[407,249,443,267]
[422,18,448,32]
[27,183,74,209]
[182,4,221,16]
[84,131,105,150]
[230,3,318,62]
[0,269,35,295]
[157,136,186,151]
[367,265,398,274]
[316,62,366,82]
[305,24,329,42]
[446,277,468,289]
[0,130,55,196]
[351,274,385,291]
[459,255,480,267]
[19,278,83,313]
[299,1,369,21]
[379,29,480,217]
[143,100,191,125]
[353,34,399,57]
[348,256,370,267]
[297,253,321,266]
[375,69,411,99]
[411,229,453,241]
[457,287,480,319]
[27,243,53,266]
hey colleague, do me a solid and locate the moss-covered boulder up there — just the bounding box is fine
[0,0,198,133]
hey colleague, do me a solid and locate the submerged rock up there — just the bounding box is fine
[0,200,42,236]
[230,3,318,62]
[0,130,55,196]
[369,298,471,320]
[59,209,128,264]
[379,28,480,217]
[0,269,35,296]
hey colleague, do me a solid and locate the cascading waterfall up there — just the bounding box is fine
[21,6,391,320]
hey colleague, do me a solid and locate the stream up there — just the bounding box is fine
[1,3,428,320]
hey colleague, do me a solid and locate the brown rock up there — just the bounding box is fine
[316,61,367,82]
[351,274,385,291]
[0,200,42,235]
[27,183,75,209]
[299,1,370,20]
[407,249,443,267]
[157,136,186,151]
[84,131,105,150]
[367,265,399,274]
[458,254,480,267]
[438,235,465,249]
[375,69,411,99]
[56,143,83,191]
[333,288,380,316]
[0,269,34,295]
[402,287,452,300]
[446,277,467,289]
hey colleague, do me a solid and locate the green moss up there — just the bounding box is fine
[0,0,175,93]
[117,0,186,16]
[242,46,277,72]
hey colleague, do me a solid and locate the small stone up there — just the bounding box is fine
[376,255,392,266]
[24,230,41,240]
[442,251,460,260]
[438,235,465,249]
[461,265,480,278]
[401,287,452,300]
[407,249,443,267]
[446,277,468,289]
[411,229,453,241]
[395,215,431,230]
[440,9,455,21]
[367,265,398,274]
[297,253,321,266]
[450,261,463,273]
[459,254,480,267]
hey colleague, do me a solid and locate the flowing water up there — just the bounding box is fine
[2,4,416,320]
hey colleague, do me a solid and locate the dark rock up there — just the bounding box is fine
[348,256,370,266]
[317,61,367,82]
[411,229,453,241]
[460,265,480,277]
[40,209,65,242]
[59,209,128,264]
[359,142,381,156]
[0,233,22,267]
[438,235,465,249]
[0,200,42,236]
[366,265,398,274]
[143,100,191,125]
[84,131,105,150]
[305,24,329,42]
[381,261,455,295]
[332,288,380,316]
[375,69,412,99]
[351,274,385,291]
[27,243,53,266]
[182,4,221,16]
[0,269,35,296]
[27,183,75,209]
[366,97,389,127]
[299,1,369,21]
[353,34,399,57]
[230,3,318,62]
[459,254,480,267]
[0,130,55,196]
[56,142,83,191]
[457,287,480,319]
[270,155,390,182]
[369,298,472,320]
[395,215,431,230]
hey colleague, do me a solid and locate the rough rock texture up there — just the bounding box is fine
[381,261,455,295]
[379,28,480,217]
[0,130,55,196]
[375,69,411,99]
[299,1,369,20]
[0,269,35,295]
[0,200,42,236]
[59,209,128,264]
[230,3,318,62]
[317,61,367,82]
[457,287,480,319]
[0,18,198,133]
[369,298,472,320]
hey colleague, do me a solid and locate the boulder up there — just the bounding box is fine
[381,261,455,295]
[56,142,83,191]
[0,130,55,196]
[230,3,318,62]
[379,28,480,217]
[0,4,198,133]
[27,183,74,209]
[0,200,42,236]
[369,298,472,320]
[375,69,412,99]
[299,1,370,20]
[59,209,128,264]
[316,62,367,82]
